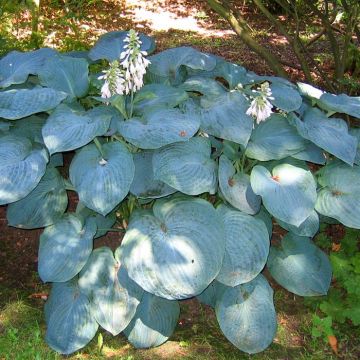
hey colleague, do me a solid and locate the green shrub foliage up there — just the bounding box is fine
[1,30,360,355]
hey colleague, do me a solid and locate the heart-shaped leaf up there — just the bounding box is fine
[42,105,111,154]
[218,155,261,214]
[216,205,269,286]
[215,275,277,354]
[250,164,317,226]
[79,247,143,335]
[124,292,180,348]
[276,210,319,237]
[70,141,134,215]
[267,233,332,296]
[118,108,200,149]
[130,151,176,199]
[153,137,217,195]
[0,135,48,205]
[38,214,96,282]
[0,88,67,120]
[119,196,225,299]
[7,167,68,229]
[45,280,98,355]
[315,161,360,228]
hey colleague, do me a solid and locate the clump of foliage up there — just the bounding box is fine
[0,30,360,355]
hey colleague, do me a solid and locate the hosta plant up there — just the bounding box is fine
[1,29,360,355]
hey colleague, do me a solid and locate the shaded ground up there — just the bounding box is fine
[1,1,360,359]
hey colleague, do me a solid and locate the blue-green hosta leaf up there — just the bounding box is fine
[124,292,180,348]
[7,167,67,229]
[133,84,188,115]
[196,280,227,308]
[215,275,277,354]
[38,55,89,98]
[0,121,10,132]
[270,83,302,112]
[130,151,176,199]
[9,115,46,144]
[70,141,134,215]
[216,205,269,286]
[297,82,323,100]
[349,128,360,165]
[89,31,155,61]
[289,109,357,165]
[246,114,307,161]
[254,207,273,236]
[75,202,116,239]
[153,137,217,195]
[79,247,143,336]
[318,93,360,118]
[38,214,96,282]
[246,73,296,88]
[147,47,216,85]
[0,48,57,88]
[45,280,98,355]
[179,76,227,98]
[49,153,63,167]
[267,233,332,296]
[250,164,317,226]
[199,91,253,146]
[315,161,360,228]
[218,155,260,214]
[276,210,319,237]
[292,142,326,165]
[0,135,48,205]
[0,88,67,120]
[119,196,225,299]
[42,105,111,154]
[118,108,200,149]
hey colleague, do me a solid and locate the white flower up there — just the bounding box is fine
[246,82,274,124]
[98,60,125,98]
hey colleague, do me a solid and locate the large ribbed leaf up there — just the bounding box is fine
[70,141,134,215]
[179,76,227,98]
[152,137,217,195]
[89,31,155,61]
[215,275,277,354]
[130,151,176,199]
[216,205,269,286]
[119,196,225,299]
[9,115,46,144]
[246,114,307,161]
[199,91,253,146]
[45,280,98,355]
[0,88,66,120]
[78,247,143,336]
[133,84,188,115]
[318,93,360,118]
[289,109,357,165]
[315,161,360,228]
[0,48,57,88]
[118,108,200,149]
[270,83,302,112]
[267,233,332,296]
[38,55,89,98]
[42,105,111,154]
[124,292,180,348]
[218,155,260,214]
[147,47,216,85]
[250,164,317,226]
[196,280,227,308]
[38,214,96,282]
[292,142,326,165]
[0,135,48,205]
[7,167,67,229]
[75,203,116,239]
[276,210,319,237]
